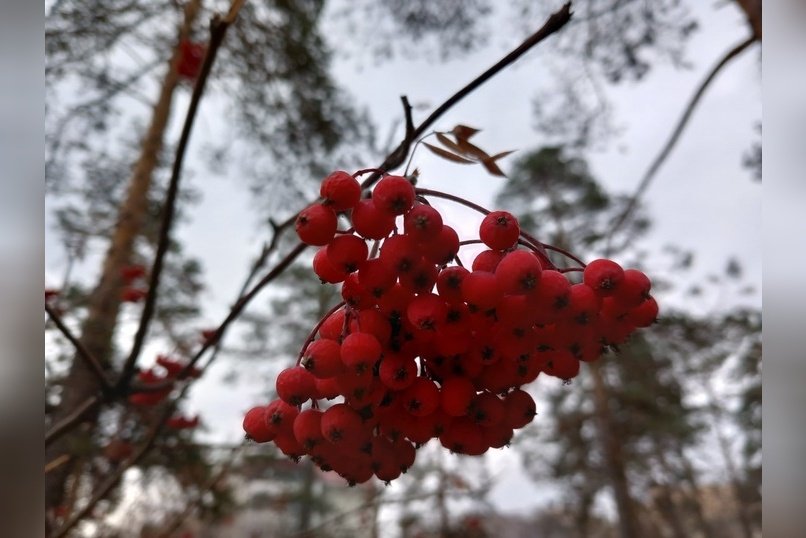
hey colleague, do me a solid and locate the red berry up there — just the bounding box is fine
[398,258,439,294]
[495,249,543,295]
[372,175,415,215]
[276,366,316,406]
[436,266,470,304]
[313,247,348,284]
[379,234,420,274]
[320,170,361,211]
[351,198,396,240]
[440,377,476,417]
[614,269,652,308]
[407,293,448,332]
[301,339,343,378]
[401,377,440,417]
[293,408,326,450]
[472,249,505,272]
[120,264,146,282]
[421,225,460,265]
[357,258,397,297]
[340,332,382,374]
[121,287,147,303]
[321,403,364,446]
[503,389,536,429]
[628,296,658,327]
[567,283,602,325]
[296,204,338,246]
[327,235,368,273]
[243,406,274,443]
[404,203,444,243]
[318,308,346,341]
[264,399,299,436]
[583,259,625,297]
[461,271,502,311]
[378,354,418,390]
[470,392,505,427]
[479,211,520,250]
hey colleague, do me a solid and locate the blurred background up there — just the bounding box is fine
[44,1,761,537]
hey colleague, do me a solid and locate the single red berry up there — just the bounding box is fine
[567,283,602,325]
[371,175,415,215]
[318,308,346,341]
[421,225,460,265]
[495,249,543,295]
[295,204,338,246]
[275,366,316,406]
[378,354,418,391]
[479,211,520,250]
[440,376,476,417]
[177,40,206,80]
[321,403,364,446]
[404,203,444,243]
[398,258,439,294]
[461,271,502,311]
[274,430,307,460]
[614,269,652,308]
[541,349,580,380]
[482,422,514,449]
[327,235,368,273]
[628,296,658,327]
[357,258,397,297]
[320,170,361,211]
[436,266,470,304]
[583,259,625,297]
[301,339,344,378]
[401,377,440,417]
[340,332,382,374]
[470,392,506,427]
[313,247,348,284]
[293,408,326,450]
[379,234,420,274]
[243,406,275,443]
[342,273,376,309]
[351,198,396,240]
[472,249,505,272]
[264,399,300,436]
[407,293,448,332]
[503,389,536,429]
[349,308,393,346]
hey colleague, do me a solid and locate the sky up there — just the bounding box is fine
[44,0,762,528]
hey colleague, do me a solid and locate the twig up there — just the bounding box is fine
[45,454,72,474]
[276,2,573,230]
[45,395,100,447]
[116,6,244,392]
[605,35,757,254]
[45,304,114,395]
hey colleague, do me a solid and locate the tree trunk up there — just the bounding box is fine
[675,444,716,538]
[45,0,202,528]
[589,362,641,538]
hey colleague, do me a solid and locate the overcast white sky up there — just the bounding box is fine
[45,0,761,525]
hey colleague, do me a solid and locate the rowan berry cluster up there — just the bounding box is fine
[242,170,658,485]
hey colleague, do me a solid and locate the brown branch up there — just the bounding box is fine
[45,395,100,447]
[605,35,758,254]
[276,2,573,230]
[45,304,114,395]
[45,454,72,474]
[116,6,243,392]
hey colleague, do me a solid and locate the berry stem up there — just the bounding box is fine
[296,301,346,364]
[558,267,584,274]
[415,188,552,262]
[352,168,386,178]
[543,244,587,268]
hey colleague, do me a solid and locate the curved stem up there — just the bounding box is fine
[352,168,386,178]
[296,301,346,364]
[543,244,587,268]
[605,34,757,254]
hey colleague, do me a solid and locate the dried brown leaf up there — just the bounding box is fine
[452,124,480,140]
[454,137,491,160]
[489,150,516,162]
[481,157,507,177]
[422,142,475,164]
[435,132,467,155]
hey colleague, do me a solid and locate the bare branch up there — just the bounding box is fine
[45,304,114,395]
[45,396,100,447]
[605,35,758,254]
[116,8,243,392]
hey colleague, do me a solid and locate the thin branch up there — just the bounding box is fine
[45,454,72,474]
[45,396,100,447]
[116,9,241,392]
[277,2,573,231]
[605,35,758,253]
[45,304,114,395]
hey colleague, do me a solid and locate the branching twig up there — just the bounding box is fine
[116,5,245,392]
[45,396,100,446]
[45,304,114,395]
[605,35,758,253]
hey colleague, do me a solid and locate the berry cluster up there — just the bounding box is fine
[128,354,202,406]
[243,170,658,485]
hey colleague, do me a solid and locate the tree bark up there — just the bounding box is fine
[45,0,202,527]
[589,362,641,538]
